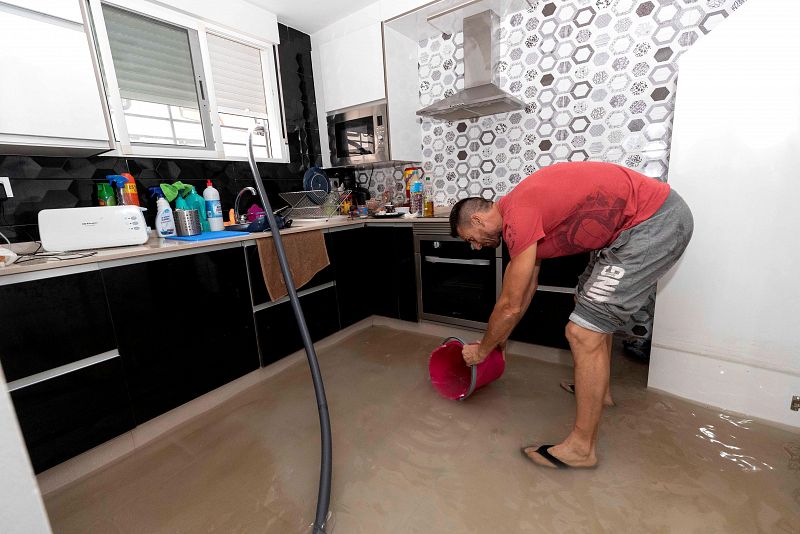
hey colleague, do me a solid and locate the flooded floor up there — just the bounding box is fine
[44,326,800,533]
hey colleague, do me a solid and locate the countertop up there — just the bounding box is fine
[0,215,451,280]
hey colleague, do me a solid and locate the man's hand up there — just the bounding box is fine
[462,342,489,366]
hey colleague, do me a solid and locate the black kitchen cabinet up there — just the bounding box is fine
[10,357,135,474]
[511,291,574,349]
[245,234,336,306]
[502,247,589,349]
[366,226,417,322]
[102,248,259,424]
[329,227,372,327]
[254,286,340,365]
[0,271,117,382]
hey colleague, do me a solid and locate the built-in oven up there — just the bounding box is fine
[415,233,502,329]
[327,102,389,166]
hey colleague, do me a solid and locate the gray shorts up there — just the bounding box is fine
[569,189,694,334]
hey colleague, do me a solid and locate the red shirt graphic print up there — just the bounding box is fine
[496,162,670,259]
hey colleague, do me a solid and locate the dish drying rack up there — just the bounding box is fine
[278,190,351,219]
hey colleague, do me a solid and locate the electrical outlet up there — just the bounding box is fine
[0,177,12,198]
[792,396,800,412]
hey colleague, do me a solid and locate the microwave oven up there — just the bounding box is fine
[327,103,389,166]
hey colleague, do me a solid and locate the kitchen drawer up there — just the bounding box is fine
[0,270,117,382]
[10,357,135,474]
[254,285,340,365]
[245,235,336,306]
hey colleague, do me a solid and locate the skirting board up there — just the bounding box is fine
[648,345,800,429]
[36,317,572,494]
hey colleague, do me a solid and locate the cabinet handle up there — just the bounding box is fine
[6,350,120,393]
[424,256,491,266]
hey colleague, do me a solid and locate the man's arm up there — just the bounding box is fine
[463,243,541,365]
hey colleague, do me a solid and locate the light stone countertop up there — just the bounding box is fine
[0,215,451,280]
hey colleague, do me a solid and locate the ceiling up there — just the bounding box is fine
[244,0,376,35]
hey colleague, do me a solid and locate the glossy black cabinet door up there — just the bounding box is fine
[366,226,418,321]
[394,227,418,322]
[245,234,336,306]
[254,286,340,365]
[330,227,372,327]
[0,271,116,382]
[10,357,135,474]
[510,291,574,349]
[102,248,260,424]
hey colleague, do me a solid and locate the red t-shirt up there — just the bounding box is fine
[497,162,670,259]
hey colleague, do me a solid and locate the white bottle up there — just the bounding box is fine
[203,179,224,231]
[155,195,176,237]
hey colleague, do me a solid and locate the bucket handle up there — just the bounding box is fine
[440,337,478,401]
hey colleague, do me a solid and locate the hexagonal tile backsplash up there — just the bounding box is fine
[366,0,748,206]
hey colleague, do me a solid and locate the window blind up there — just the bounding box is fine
[206,33,268,116]
[102,4,199,109]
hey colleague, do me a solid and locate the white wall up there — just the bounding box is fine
[649,0,800,428]
[0,370,52,534]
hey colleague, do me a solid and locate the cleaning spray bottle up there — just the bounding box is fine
[149,187,176,237]
[202,179,224,231]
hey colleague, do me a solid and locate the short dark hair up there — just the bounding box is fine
[449,197,493,237]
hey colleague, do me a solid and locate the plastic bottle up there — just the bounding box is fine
[97,182,116,206]
[184,186,210,232]
[423,175,434,217]
[410,171,424,216]
[148,187,176,237]
[202,179,224,231]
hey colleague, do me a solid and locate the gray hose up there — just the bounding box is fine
[247,127,332,534]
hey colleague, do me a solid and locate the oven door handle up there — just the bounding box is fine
[424,256,491,266]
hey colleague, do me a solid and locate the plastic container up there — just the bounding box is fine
[203,179,224,231]
[410,171,424,216]
[428,337,505,400]
[97,183,116,206]
[184,186,209,232]
[149,187,175,237]
[120,173,140,206]
[423,176,434,217]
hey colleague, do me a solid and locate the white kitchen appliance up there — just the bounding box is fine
[38,206,148,251]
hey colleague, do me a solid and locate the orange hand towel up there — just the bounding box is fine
[256,230,330,301]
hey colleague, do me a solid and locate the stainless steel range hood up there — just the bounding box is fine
[417,9,525,121]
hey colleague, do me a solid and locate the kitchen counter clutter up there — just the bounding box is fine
[0,216,451,280]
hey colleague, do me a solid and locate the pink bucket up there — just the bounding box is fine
[428,337,505,400]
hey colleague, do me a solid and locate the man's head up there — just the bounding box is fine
[449,197,503,249]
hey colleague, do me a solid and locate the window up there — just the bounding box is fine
[206,34,270,159]
[96,3,212,151]
[88,0,286,161]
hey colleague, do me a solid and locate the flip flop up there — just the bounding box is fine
[520,445,568,469]
[521,445,599,470]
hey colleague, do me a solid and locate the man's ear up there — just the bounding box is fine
[470,212,485,228]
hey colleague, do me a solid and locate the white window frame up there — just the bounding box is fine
[86,0,288,162]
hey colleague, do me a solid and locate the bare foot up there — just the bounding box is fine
[559,381,616,407]
[522,443,598,469]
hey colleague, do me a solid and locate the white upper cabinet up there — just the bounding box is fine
[318,23,386,113]
[0,1,113,156]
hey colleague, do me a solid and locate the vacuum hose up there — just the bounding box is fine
[247,126,332,533]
